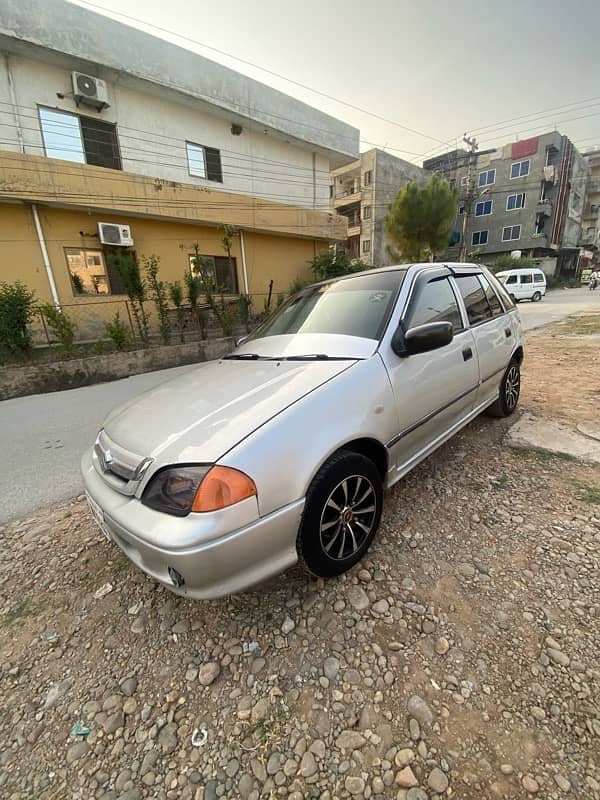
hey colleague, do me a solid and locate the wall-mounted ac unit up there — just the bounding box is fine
[98,222,133,247]
[72,72,110,111]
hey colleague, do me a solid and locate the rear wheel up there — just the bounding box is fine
[485,359,521,418]
[532,290,542,302]
[297,451,383,577]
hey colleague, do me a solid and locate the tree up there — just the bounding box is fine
[191,243,234,337]
[143,254,171,345]
[385,174,457,262]
[109,251,149,344]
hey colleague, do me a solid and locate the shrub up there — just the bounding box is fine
[238,294,252,333]
[309,251,369,282]
[0,281,36,357]
[490,254,534,272]
[143,254,171,345]
[105,312,130,351]
[40,304,77,353]
[288,277,309,296]
[108,251,149,344]
[169,281,186,342]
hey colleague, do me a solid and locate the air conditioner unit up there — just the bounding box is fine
[98,222,134,247]
[72,72,110,111]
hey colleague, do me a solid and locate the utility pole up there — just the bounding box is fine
[459,134,478,261]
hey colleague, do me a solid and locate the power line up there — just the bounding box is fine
[67,0,446,146]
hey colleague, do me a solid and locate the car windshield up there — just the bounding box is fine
[249,271,405,342]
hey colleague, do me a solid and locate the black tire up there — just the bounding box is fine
[510,294,519,304]
[485,358,521,418]
[297,450,383,578]
[532,291,542,302]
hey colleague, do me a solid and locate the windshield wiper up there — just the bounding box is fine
[284,354,351,361]
[223,353,264,360]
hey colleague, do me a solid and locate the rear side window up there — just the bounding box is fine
[520,274,533,284]
[478,274,504,316]
[534,273,545,283]
[408,277,463,332]
[454,275,492,326]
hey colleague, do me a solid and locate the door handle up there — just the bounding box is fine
[505,327,512,338]
[462,347,473,362]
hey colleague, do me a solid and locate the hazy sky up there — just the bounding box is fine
[71,0,600,165]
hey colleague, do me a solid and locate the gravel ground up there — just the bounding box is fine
[1,331,599,800]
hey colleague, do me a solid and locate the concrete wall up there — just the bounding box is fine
[0,338,234,401]
[0,53,332,209]
[0,0,359,167]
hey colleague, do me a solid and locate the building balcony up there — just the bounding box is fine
[333,189,362,208]
[0,150,347,241]
[536,199,552,217]
[347,222,361,237]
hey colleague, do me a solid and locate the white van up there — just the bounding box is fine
[495,268,546,302]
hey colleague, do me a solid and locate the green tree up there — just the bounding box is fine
[184,271,205,338]
[0,281,36,358]
[143,254,171,345]
[385,174,457,262]
[308,250,369,282]
[40,303,77,354]
[220,224,239,288]
[169,280,186,342]
[191,243,234,337]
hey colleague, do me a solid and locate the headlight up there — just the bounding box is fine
[141,465,256,516]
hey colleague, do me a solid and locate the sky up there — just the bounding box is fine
[70,0,600,165]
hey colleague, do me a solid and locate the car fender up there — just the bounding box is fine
[221,355,399,517]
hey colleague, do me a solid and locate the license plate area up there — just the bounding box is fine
[86,492,111,541]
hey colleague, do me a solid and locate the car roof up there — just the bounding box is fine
[496,267,544,275]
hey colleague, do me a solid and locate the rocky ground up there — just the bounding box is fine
[1,325,599,800]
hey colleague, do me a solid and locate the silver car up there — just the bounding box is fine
[82,263,523,599]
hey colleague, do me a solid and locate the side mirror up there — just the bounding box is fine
[235,335,249,347]
[392,321,453,357]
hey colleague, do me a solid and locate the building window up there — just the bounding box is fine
[186,142,223,182]
[363,170,372,186]
[39,107,121,170]
[510,159,530,179]
[329,185,333,199]
[458,204,465,215]
[475,200,493,216]
[502,224,521,241]
[189,254,238,293]
[66,248,113,295]
[507,192,526,211]
[460,175,468,187]
[363,205,372,219]
[478,169,496,187]
[362,239,371,253]
[471,230,488,246]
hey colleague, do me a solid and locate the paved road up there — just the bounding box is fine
[517,285,598,331]
[1,287,598,524]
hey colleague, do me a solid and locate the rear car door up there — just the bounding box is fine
[452,272,514,408]
[381,270,480,474]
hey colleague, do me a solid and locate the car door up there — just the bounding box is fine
[381,270,480,475]
[452,272,514,408]
[504,272,519,299]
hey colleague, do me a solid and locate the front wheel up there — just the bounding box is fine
[485,359,521,418]
[532,291,542,302]
[297,451,383,577]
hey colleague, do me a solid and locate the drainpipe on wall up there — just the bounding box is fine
[4,54,25,154]
[239,229,249,295]
[31,204,61,309]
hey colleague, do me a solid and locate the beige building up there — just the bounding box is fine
[0,0,358,336]
[330,149,424,266]
[581,149,600,259]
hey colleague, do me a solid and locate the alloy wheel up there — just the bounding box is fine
[505,364,520,410]
[319,475,377,561]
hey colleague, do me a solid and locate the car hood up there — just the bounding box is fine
[103,357,355,464]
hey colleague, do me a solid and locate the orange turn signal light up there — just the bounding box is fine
[191,466,257,513]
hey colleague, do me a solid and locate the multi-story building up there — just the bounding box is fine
[424,132,587,276]
[0,0,358,333]
[330,149,423,266]
[581,149,600,262]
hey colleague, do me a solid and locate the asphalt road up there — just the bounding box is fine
[1,287,598,524]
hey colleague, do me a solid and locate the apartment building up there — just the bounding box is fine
[581,149,600,263]
[330,149,423,266]
[424,132,587,276]
[0,0,358,333]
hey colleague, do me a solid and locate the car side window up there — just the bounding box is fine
[407,277,463,332]
[505,275,517,285]
[455,275,493,326]
[534,273,544,283]
[478,274,504,316]
[520,274,533,284]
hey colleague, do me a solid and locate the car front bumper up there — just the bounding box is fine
[81,449,304,599]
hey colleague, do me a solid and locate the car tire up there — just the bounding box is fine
[485,358,521,418]
[510,294,519,303]
[532,291,542,302]
[297,450,383,578]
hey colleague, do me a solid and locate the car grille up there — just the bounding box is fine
[93,429,152,496]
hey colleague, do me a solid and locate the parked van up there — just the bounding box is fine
[495,268,546,302]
